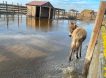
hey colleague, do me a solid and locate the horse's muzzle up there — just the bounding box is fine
[68,32,72,37]
[69,35,71,37]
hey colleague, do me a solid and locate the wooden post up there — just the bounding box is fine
[63,10,65,19]
[64,10,66,18]
[39,19,41,30]
[76,12,77,18]
[17,3,20,27]
[5,1,9,27]
[0,1,3,17]
[47,19,50,31]
[48,7,51,19]
[5,1,8,14]
[6,15,9,28]
[6,1,9,29]
[17,3,19,15]
[62,11,64,19]
[21,4,22,20]
[76,11,78,18]
[12,2,13,15]
[53,9,55,19]
[70,11,71,16]
[82,1,106,77]
[58,10,60,19]
[39,6,42,19]
[71,11,72,17]
[2,1,5,20]
[0,5,1,18]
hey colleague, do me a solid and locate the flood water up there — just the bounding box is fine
[0,15,94,78]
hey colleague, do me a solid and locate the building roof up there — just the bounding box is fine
[55,8,65,11]
[26,1,48,6]
[81,9,94,13]
[69,9,78,12]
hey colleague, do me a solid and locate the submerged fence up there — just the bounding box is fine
[0,1,27,15]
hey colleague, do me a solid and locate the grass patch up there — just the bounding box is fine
[101,26,106,59]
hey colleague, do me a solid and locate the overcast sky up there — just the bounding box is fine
[0,0,100,11]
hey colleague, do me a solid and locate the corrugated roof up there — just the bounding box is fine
[26,1,48,6]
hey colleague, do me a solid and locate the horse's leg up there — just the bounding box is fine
[79,43,82,58]
[69,49,73,62]
[76,48,79,59]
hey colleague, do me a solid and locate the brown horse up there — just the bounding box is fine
[69,22,87,62]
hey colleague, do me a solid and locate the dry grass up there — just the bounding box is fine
[101,26,106,77]
[101,26,106,58]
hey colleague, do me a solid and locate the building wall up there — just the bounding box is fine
[50,9,53,19]
[80,10,95,20]
[41,7,49,18]
[40,7,53,18]
[27,5,36,17]
[27,5,53,18]
[31,6,36,17]
[27,5,32,16]
[80,11,91,17]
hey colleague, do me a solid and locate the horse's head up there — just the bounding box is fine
[69,22,78,37]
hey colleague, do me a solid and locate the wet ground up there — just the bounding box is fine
[0,15,94,78]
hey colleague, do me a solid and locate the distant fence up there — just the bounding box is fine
[0,1,27,15]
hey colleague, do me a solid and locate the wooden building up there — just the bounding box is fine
[68,9,79,19]
[69,9,78,16]
[80,9,95,19]
[26,1,54,19]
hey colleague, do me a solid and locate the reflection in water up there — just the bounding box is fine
[0,15,22,29]
[1,15,54,32]
[0,15,55,33]
[26,17,53,32]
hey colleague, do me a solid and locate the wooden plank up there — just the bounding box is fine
[0,2,27,15]
[53,9,55,19]
[58,10,59,18]
[48,7,51,19]
[39,6,42,19]
[82,1,106,77]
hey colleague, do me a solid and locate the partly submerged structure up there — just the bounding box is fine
[68,9,79,19]
[26,1,54,19]
[26,1,65,19]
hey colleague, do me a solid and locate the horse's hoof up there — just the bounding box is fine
[80,55,81,58]
[69,57,73,63]
[69,58,72,62]
[76,56,79,59]
[69,59,71,62]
